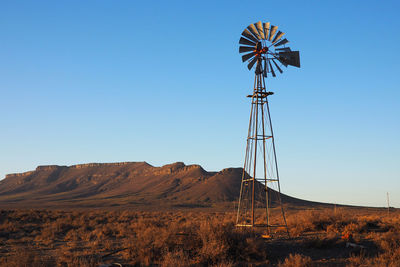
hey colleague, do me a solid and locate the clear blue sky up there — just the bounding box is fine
[1,0,399,207]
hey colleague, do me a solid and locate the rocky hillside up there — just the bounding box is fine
[0,162,320,208]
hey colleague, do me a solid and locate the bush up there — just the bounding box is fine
[278,253,313,267]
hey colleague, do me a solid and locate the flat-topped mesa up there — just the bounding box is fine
[72,162,129,169]
[4,165,66,180]
[4,170,36,179]
[3,162,152,180]
[36,165,65,171]
[70,162,149,169]
[3,161,209,182]
[0,160,322,208]
[183,164,205,172]
[157,162,186,174]
[152,162,207,176]
[163,162,186,169]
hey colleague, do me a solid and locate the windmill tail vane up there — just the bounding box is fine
[236,21,300,237]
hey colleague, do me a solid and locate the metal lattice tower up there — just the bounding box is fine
[235,21,300,237]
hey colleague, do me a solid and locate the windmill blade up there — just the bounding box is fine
[275,47,291,52]
[263,58,268,77]
[268,25,278,41]
[272,31,285,44]
[278,51,300,68]
[274,38,289,47]
[247,23,260,40]
[239,46,255,53]
[239,37,256,46]
[242,52,256,62]
[269,61,276,77]
[247,56,258,70]
[241,29,259,43]
[255,21,265,39]
[255,41,262,50]
[263,22,270,40]
[272,59,283,73]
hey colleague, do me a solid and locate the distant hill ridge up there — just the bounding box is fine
[0,161,320,208]
[5,162,147,178]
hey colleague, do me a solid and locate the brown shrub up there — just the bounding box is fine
[161,249,192,267]
[278,253,313,267]
[0,247,55,267]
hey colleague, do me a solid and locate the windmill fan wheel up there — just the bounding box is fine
[239,21,300,77]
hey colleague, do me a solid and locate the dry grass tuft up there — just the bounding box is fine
[278,253,313,267]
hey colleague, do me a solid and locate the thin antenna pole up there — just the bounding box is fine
[387,192,390,216]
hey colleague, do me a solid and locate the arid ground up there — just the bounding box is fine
[1,162,398,266]
[0,206,399,266]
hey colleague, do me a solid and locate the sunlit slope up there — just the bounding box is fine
[0,162,322,208]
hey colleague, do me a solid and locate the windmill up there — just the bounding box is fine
[236,21,300,236]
